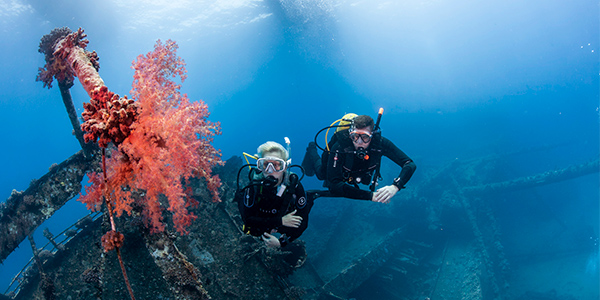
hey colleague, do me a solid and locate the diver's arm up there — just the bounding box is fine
[326,149,373,200]
[267,184,314,247]
[381,137,416,188]
[289,183,313,239]
[277,183,314,246]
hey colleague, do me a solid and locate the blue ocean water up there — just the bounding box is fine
[0,0,598,297]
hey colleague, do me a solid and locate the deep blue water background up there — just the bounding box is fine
[0,0,598,296]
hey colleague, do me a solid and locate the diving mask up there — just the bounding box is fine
[349,130,372,143]
[257,157,287,174]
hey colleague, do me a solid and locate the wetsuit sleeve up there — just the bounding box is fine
[286,183,313,243]
[237,186,282,231]
[278,183,314,247]
[326,146,373,200]
[381,137,416,188]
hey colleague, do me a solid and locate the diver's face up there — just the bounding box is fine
[262,151,285,184]
[350,128,372,150]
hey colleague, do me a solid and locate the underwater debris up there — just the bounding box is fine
[27,234,56,300]
[0,150,97,264]
[42,228,64,251]
[145,232,210,299]
[322,227,405,298]
[3,150,597,299]
[80,266,102,283]
[463,159,599,195]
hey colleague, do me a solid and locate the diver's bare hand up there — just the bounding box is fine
[282,210,302,228]
[262,233,280,248]
[372,185,399,204]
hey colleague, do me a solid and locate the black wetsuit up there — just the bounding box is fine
[236,176,313,247]
[326,135,416,200]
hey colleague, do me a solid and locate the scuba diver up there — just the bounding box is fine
[301,109,416,203]
[235,141,313,248]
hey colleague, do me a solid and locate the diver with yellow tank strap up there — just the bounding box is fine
[235,140,313,248]
[301,113,357,180]
[301,108,417,203]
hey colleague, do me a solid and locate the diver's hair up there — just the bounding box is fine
[353,115,374,131]
[257,141,289,160]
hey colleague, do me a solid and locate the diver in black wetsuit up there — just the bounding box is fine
[236,141,313,248]
[302,113,416,203]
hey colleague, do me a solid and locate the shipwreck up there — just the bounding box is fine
[0,27,597,300]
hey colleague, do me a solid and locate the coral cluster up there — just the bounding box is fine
[80,40,222,234]
[37,27,100,90]
[81,86,138,148]
[36,27,74,88]
[53,28,103,95]
[101,230,124,251]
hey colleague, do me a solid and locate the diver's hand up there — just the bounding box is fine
[262,233,281,248]
[282,210,302,228]
[373,185,399,204]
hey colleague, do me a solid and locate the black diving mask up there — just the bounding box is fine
[349,131,372,143]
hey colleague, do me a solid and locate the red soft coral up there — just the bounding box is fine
[80,40,222,234]
[81,86,138,148]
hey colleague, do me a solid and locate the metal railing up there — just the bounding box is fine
[3,211,102,298]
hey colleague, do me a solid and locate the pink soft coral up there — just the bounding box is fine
[80,40,222,234]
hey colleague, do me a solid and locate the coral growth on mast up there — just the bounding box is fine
[37,27,101,91]
[80,40,222,234]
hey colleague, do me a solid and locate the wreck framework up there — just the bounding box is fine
[1,143,597,299]
[1,27,598,300]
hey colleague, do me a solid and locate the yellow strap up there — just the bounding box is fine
[243,152,258,171]
[325,119,342,151]
[242,225,250,234]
